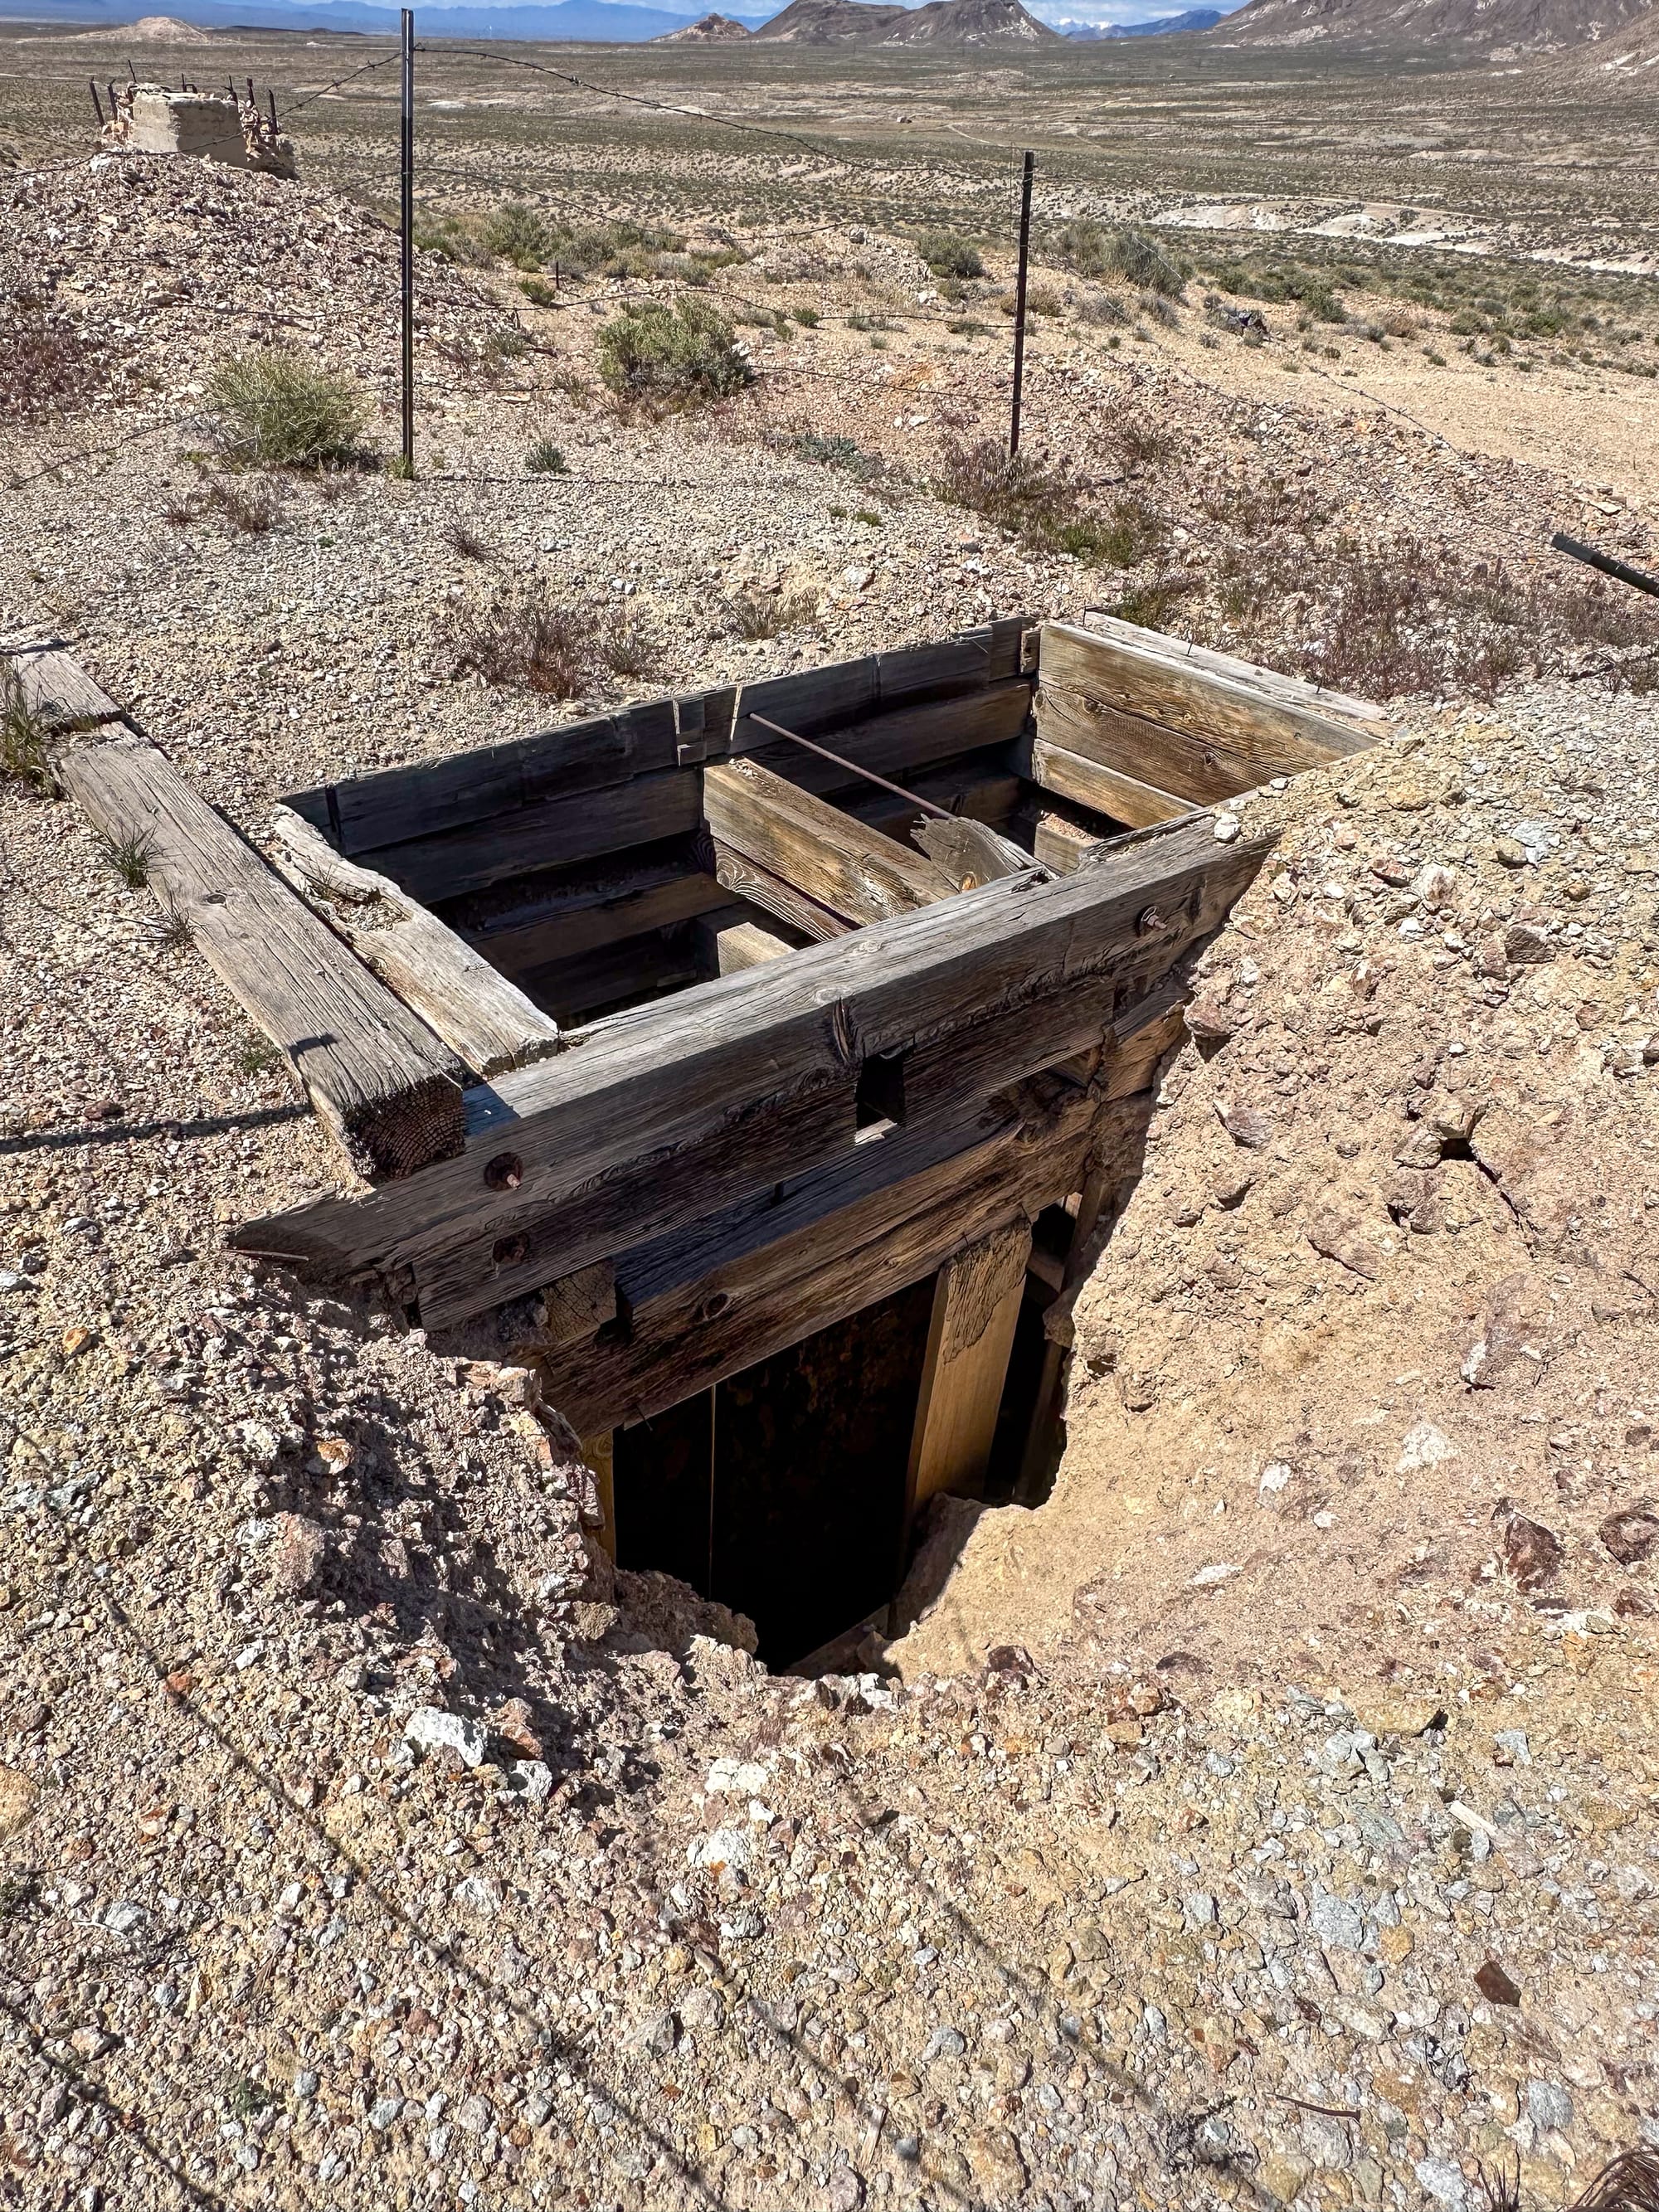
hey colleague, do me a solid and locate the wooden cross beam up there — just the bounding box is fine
[704,756,958,930]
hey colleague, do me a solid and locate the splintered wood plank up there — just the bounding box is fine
[907,1220,1033,1519]
[911,814,1034,889]
[269,807,561,1081]
[1100,975,1190,1099]
[233,816,1271,1327]
[359,766,702,906]
[5,645,125,732]
[1066,612,1389,731]
[710,839,852,942]
[1020,727,1194,825]
[540,1086,1097,1435]
[705,757,958,928]
[840,758,1023,848]
[694,907,800,975]
[58,735,465,1181]
[1038,621,1379,777]
[1033,807,1104,874]
[736,679,1033,796]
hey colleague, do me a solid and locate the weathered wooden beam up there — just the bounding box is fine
[539,1086,1098,1435]
[1038,620,1382,771]
[841,759,1023,849]
[705,757,958,929]
[1032,806,1105,875]
[1029,685,1258,809]
[268,807,562,1081]
[5,644,125,733]
[1066,611,1388,731]
[511,935,703,1026]
[440,846,727,974]
[58,733,466,1181]
[693,906,800,975]
[906,1220,1032,1520]
[1018,725,1194,826]
[358,766,702,907]
[233,817,1271,1325]
[710,839,852,943]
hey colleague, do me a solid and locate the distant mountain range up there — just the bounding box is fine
[5,0,1237,36]
[1058,7,1219,30]
[1212,0,1653,45]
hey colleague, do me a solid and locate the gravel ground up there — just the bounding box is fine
[3,153,1659,2212]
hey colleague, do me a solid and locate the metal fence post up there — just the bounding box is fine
[1010,149,1034,462]
[400,8,415,478]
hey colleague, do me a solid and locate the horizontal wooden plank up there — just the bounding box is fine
[60,734,466,1181]
[412,1076,858,1330]
[737,680,1033,795]
[234,817,1270,1322]
[513,933,703,1026]
[363,766,702,906]
[1101,975,1188,1099]
[290,701,682,862]
[443,844,727,974]
[710,838,852,944]
[705,756,957,929]
[839,758,1023,848]
[268,807,562,1081]
[1069,611,1389,731]
[542,1083,1098,1434]
[1031,683,1268,809]
[1038,621,1377,776]
[1020,727,1194,826]
[694,907,800,975]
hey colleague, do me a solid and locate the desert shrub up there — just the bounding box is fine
[525,438,569,475]
[918,231,984,280]
[442,517,494,562]
[204,350,367,468]
[596,299,752,407]
[557,219,686,280]
[414,211,491,265]
[600,620,659,681]
[97,825,155,889]
[1061,497,1165,569]
[0,289,102,421]
[1053,222,1185,298]
[789,430,882,481]
[791,304,820,327]
[518,275,557,307]
[1074,290,1130,328]
[451,593,589,698]
[481,201,554,270]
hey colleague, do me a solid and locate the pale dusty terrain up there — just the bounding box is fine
[3,32,1659,2212]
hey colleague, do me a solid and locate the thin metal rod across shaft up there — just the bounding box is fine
[399,10,415,476]
[747,715,955,820]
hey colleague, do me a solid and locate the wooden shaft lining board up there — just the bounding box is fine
[1071,611,1389,732]
[57,733,467,1182]
[1033,683,1285,809]
[737,679,1033,798]
[440,845,728,974]
[233,817,1270,1325]
[710,838,852,944]
[906,1219,1033,1517]
[704,756,958,929]
[268,806,562,1081]
[538,1085,1102,1436]
[1017,728,1194,826]
[1037,620,1380,774]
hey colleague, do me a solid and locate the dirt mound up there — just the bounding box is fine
[893,678,1659,1694]
[655,7,753,31]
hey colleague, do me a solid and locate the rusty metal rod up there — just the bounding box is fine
[746,713,955,820]
[1550,529,1659,604]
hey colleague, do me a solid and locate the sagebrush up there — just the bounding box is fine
[204,350,367,468]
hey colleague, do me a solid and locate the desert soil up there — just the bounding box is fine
[2,26,1659,2212]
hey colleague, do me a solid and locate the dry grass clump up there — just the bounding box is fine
[722,585,821,641]
[0,665,52,793]
[597,300,752,409]
[203,349,368,469]
[450,591,662,698]
[0,290,102,421]
[932,437,1160,570]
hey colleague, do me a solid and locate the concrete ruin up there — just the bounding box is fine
[99,84,296,177]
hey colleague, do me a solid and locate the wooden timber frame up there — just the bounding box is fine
[22,612,1388,1551]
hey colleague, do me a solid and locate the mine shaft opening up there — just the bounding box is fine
[597,1218,1073,1674]
[215,615,1385,1684]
